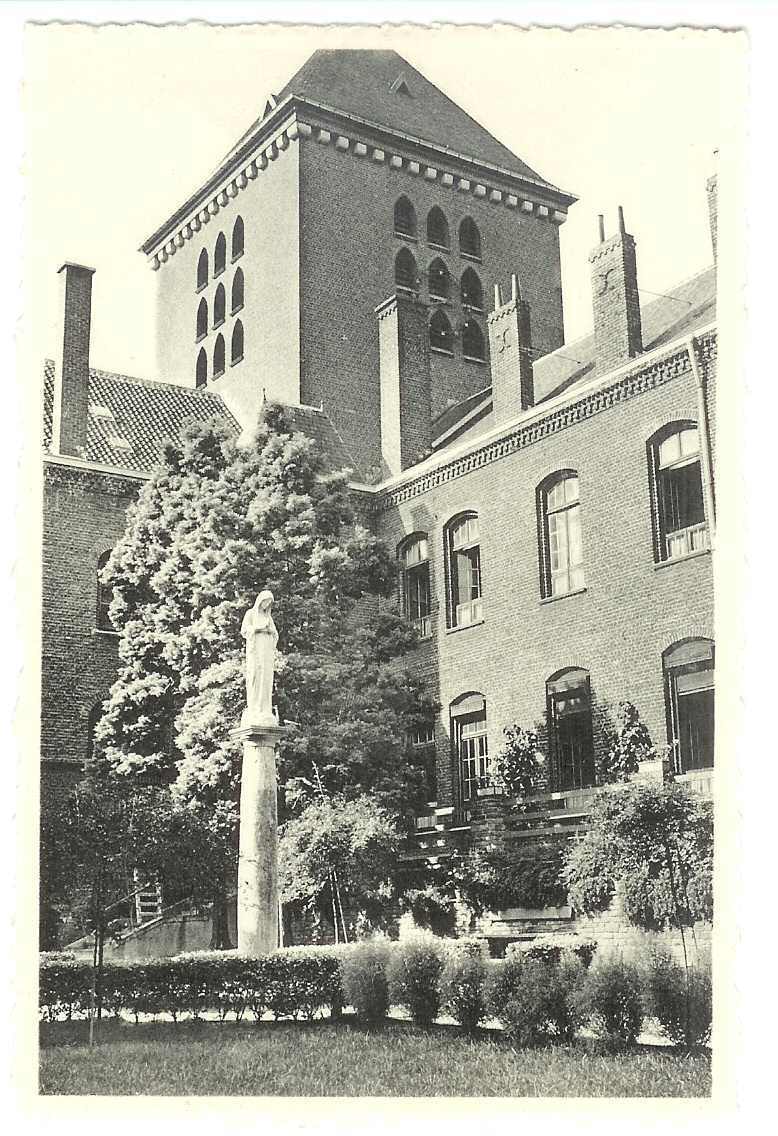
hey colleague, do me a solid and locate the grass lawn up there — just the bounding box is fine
[39,1018,711,1097]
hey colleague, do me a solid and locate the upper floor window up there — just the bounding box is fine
[427,207,450,249]
[649,423,709,562]
[196,248,208,291]
[429,309,453,354]
[663,639,714,774]
[538,471,585,598]
[428,258,450,301]
[460,267,483,310]
[96,550,114,631]
[231,319,244,365]
[214,232,226,277]
[231,267,244,314]
[459,217,482,260]
[394,196,417,238]
[195,347,207,388]
[395,247,418,293]
[196,297,208,342]
[462,318,485,361]
[231,216,244,261]
[400,534,432,639]
[213,333,225,378]
[451,692,489,807]
[446,513,483,628]
[546,667,595,791]
[214,283,226,328]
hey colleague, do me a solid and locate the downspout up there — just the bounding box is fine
[686,336,716,546]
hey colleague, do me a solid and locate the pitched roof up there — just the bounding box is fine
[227,49,560,191]
[43,362,240,475]
[276,402,359,476]
[432,265,716,448]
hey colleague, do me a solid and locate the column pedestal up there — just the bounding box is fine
[231,720,287,956]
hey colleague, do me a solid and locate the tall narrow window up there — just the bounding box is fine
[231,215,244,261]
[539,472,585,598]
[394,196,417,238]
[663,639,714,773]
[231,267,244,313]
[649,424,709,561]
[395,248,418,292]
[459,217,482,260]
[451,693,489,808]
[214,232,226,276]
[213,333,225,377]
[546,668,595,791]
[429,310,453,354]
[400,534,431,638]
[461,267,483,310]
[446,513,483,628]
[231,319,244,365]
[196,297,208,341]
[427,207,450,249]
[214,283,226,327]
[462,319,485,361]
[95,550,113,631]
[195,347,207,388]
[428,258,450,300]
[196,248,208,291]
[86,701,104,762]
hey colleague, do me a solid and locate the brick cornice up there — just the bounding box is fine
[44,455,145,496]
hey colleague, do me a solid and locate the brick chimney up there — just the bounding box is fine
[706,168,718,266]
[487,273,534,421]
[52,262,95,457]
[588,208,643,375]
[375,293,431,477]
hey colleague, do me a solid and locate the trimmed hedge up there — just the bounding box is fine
[504,934,597,968]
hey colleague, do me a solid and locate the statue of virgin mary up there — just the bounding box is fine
[240,590,279,725]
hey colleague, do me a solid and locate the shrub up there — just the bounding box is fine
[545,951,587,1042]
[387,934,445,1028]
[488,955,558,1047]
[403,886,457,937]
[455,840,569,914]
[506,934,597,969]
[574,955,644,1046]
[340,940,391,1025]
[441,952,488,1034]
[644,948,712,1049]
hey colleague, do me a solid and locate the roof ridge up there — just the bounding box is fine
[44,358,228,400]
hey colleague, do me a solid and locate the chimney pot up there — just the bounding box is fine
[597,214,605,243]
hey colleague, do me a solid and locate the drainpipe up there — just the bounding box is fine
[687,336,716,546]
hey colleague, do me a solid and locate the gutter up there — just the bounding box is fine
[687,335,716,544]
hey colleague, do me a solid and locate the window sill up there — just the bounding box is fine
[231,250,244,264]
[195,282,207,294]
[231,354,244,367]
[214,267,225,279]
[653,547,711,570]
[394,231,418,243]
[213,368,225,380]
[462,354,486,365]
[540,586,587,606]
[231,303,244,316]
[430,346,454,358]
[462,303,484,314]
[195,332,207,344]
[396,284,419,297]
[427,241,451,253]
[446,618,485,635]
[460,251,482,264]
[429,294,451,305]
[92,627,119,638]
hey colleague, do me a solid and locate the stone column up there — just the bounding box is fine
[231,721,287,956]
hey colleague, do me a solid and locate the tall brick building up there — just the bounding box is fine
[41,49,716,936]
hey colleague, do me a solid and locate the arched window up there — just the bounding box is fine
[231,216,244,261]
[95,550,113,631]
[427,206,450,249]
[214,283,226,328]
[231,319,244,365]
[196,248,208,291]
[461,267,483,310]
[395,247,418,292]
[648,423,709,562]
[429,309,454,354]
[663,639,714,774]
[231,267,244,313]
[546,668,595,791]
[213,333,225,377]
[195,347,207,388]
[459,217,482,260]
[196,297,208,341]
[428,258,450,300]
[538,471,585,598]
[450,692,489,809]
[462,319,485,361]
[399,534,431,638]
[394,196,417,238]
[445,512,482,628]
[214,232,226,276]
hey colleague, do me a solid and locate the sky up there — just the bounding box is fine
[24,22,742,383]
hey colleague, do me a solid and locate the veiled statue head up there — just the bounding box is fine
[254,589,274,612]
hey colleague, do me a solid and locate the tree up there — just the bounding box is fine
[598,700,662,784]
[278,795,400,941]
[490,723,545,799]
[93,405,435,939]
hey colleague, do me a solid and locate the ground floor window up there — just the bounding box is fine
[451,693,489,806]
[663,638,714,772]
[546,668,595,790]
